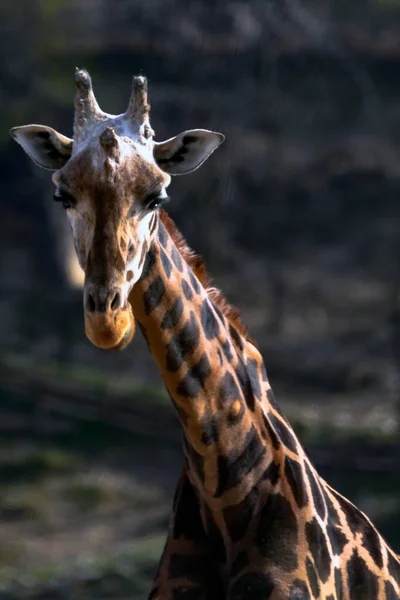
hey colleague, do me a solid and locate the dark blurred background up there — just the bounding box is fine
[1,0,400,598]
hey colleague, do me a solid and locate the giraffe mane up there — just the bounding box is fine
[160,210,255,345]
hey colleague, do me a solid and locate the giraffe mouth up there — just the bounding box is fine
[112,317,136,351]
[84,305,136,350]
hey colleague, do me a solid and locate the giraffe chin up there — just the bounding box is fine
[84,308,136,351]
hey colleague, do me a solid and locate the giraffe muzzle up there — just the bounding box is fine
[83,284,136,350]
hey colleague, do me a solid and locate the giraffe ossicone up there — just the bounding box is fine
[10,71,400,599]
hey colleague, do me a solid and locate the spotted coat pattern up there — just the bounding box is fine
[129,215,400,600]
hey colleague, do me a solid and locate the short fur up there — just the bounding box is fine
[160,210,253,344]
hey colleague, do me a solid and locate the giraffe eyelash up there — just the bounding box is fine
[54,188,75,209]
[144,192,170,211]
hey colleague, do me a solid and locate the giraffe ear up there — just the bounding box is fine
[9,125,73,170]
[154,129,225,175]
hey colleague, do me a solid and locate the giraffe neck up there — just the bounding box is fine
[129,217,400,595]
[130,217,304,504]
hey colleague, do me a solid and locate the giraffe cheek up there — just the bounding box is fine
[84,306,135,350]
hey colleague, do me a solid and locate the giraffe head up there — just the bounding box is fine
[10,69,224,350]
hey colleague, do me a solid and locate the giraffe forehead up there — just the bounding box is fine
[58,139,166,204]
[73,111,146,150]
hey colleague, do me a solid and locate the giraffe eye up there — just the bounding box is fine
[144,191,169,211]
[54,188,75,210]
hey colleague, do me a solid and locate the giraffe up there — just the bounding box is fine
[10,69,400,600]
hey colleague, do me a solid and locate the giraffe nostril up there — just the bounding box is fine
[110,291,121,312]
[87,292,96,313]
[128,243,135,258]
[127,271,133,282]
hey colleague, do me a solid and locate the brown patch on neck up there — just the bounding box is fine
[160,210,255,345]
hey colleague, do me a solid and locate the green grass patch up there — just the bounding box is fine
[0,352,169,405]
[64,482,110,513]
[0,449,76,485]
[0,543,22,568]
[0,535,165,597]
